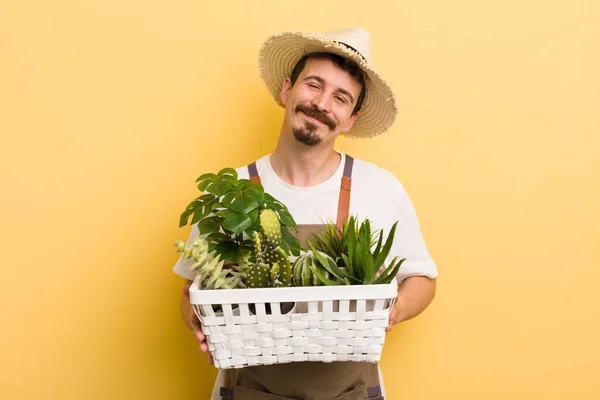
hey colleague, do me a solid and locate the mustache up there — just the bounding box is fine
[295,104,336,130]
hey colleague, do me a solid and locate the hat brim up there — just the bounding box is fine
[258,31,398,139]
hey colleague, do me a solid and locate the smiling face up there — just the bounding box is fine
[280,57,364,147]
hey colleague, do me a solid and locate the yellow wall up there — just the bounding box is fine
[1,1,598,399]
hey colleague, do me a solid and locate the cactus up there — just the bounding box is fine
[245,209,292,288]
[174,236,245,289]
[292,252,335,286]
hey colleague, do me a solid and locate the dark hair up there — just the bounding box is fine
[289,52,366,115]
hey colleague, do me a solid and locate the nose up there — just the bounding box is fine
[310,92,331,113]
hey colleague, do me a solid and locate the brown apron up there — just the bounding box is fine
[219,155,384,400]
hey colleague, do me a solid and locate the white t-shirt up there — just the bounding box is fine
[172,152,438,399]
[173,152,438,282]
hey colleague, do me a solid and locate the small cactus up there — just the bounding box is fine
[244,209,292,288]
[292,252,334,286]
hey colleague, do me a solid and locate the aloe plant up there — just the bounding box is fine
[306,216,405,286]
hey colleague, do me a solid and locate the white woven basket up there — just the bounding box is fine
[189,275,397,369]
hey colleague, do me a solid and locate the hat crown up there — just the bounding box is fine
[322,27,373,64]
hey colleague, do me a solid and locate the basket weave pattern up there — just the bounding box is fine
[192,281,396,369]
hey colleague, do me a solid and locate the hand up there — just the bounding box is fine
[182,282,214,365]
[385,300,401,333]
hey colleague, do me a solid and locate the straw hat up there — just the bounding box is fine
[258,27,398,138]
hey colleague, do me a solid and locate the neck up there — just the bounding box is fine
[270,130,341,187]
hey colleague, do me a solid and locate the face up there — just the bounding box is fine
[280,58,363,147]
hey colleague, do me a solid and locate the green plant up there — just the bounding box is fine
[292,252,334,286]
[174,236,245,289]
[306,216,405,286]
[309,217,377,269]
[246,209,293,288]
[178,168,301,265]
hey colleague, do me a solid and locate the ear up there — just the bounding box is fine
[280,77,292,106]
[341,111,360,133]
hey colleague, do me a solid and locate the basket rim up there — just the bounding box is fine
[189,275,398,305]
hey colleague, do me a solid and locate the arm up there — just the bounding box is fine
[386,276,436,331]
[180,279,198,331]
[181,280,212,363]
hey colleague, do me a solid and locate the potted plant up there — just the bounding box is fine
[292,216,405,286]
[175,167,301,290]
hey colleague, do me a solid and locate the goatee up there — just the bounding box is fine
[293,123,322,146]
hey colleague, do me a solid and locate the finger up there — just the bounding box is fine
[182,284,191,298]
[194,329,205,343]
[199,341,209,352]
[208,353,214,365]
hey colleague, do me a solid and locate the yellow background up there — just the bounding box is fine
[1,0,598,399]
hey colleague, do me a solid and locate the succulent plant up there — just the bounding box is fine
[174,236,245,289]
[292,252,334,286]
[306,216,405,286]
[246,209,293,288]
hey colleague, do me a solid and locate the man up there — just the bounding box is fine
[174,27,437,399]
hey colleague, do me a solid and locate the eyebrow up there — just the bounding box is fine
[302,75,356,104]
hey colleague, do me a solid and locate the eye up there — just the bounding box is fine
[307,83,320,89]
[335,96,348,104]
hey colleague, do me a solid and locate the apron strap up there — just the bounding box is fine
[247,154,354,230]
[336,154,353,231]
[248,161,261,184]
[220,369,237,399]
[368,385,384,399]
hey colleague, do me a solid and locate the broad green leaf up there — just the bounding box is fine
[278,211,296,228]
[222,188,260,214]
[206,232,231,243]
[206,180,235,197]
[240,181,265,202]
[215,241,239,263]
[248,208,259,223]
[180,194,217,226]
[195,172,217,183]
[179,208,194,227]
[222,211,252,235]
[282,227,301,256]
[196,173,220,192]
[217,168,238,180]
[197,216,223,235]
[244,217,262,238]
[197,180,212,192]
[190,210,203,225]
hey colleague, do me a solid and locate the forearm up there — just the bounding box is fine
[180,279,196,331]
[391,276,436,324]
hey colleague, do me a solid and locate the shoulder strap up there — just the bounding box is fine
[248,162,261,184]
[336,154,354,231]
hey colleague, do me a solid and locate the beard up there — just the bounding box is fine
[293,123,322,146]
[292,104,337,147]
